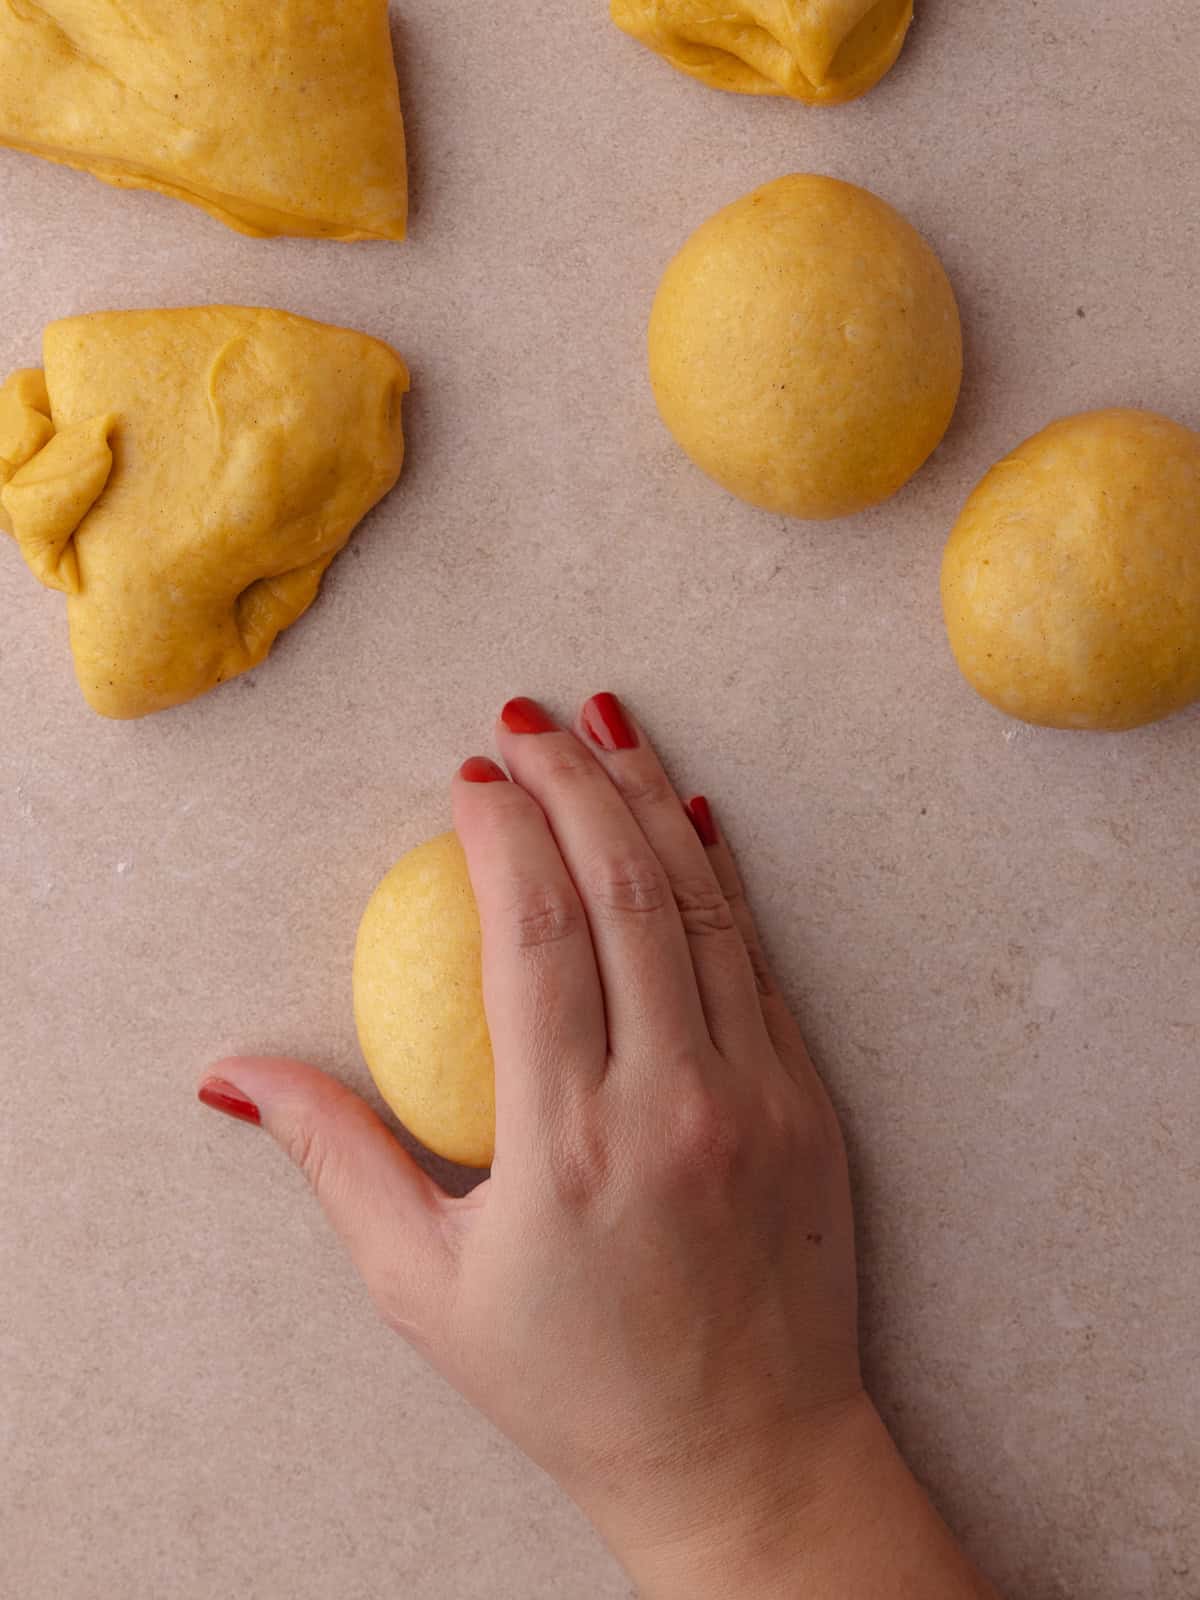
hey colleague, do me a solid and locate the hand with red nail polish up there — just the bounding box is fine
[198,1077,261,1125]
[459,755,508,784]
[201,695,999,1600]
[500,695,558,735]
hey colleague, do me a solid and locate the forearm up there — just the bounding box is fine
[615,1398,1000,1600]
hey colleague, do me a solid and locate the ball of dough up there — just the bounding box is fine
[648,175,962,520]
[353,832,494,1168]
[941,409,1200,731]
[611,0,914,106]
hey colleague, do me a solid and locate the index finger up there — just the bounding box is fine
[451,757,607,1141]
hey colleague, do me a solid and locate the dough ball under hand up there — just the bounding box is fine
[353,832,495,1170]
[941,409,1200,732]
[648,175,962,521]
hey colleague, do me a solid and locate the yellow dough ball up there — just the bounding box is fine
[941,410,1200,731]
[648,176,962,520]
[611,0,914,105]
[353,833,494,1168]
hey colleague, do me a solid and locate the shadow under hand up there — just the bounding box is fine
[394,1114,490,1199]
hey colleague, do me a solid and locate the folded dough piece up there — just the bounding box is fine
[1,307,408,718]
[0,1,407,238]
[611,0,914,103]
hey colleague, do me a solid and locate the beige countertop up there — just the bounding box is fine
[2,2,1197,1595]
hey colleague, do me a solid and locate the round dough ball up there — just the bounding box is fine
[941,409,1200,731]
[353,831,494,1167]
[648,175,962,520]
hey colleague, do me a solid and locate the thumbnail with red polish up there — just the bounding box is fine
[198,1078,261,1126]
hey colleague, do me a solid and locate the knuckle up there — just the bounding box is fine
[480,781,536,823]
[507,880,582,950]
[586,853,670,918]
[613,768,677,812]
[285,1120,329,1194]
[723,891,776,995]
[539,740,602,790]
[662,1078,745,1185]
[549,1150,593,1211]
[672,875,737,940]
[721,877,746,912]
[547,1115,611,1211]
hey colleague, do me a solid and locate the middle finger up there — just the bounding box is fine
[577,694,771,1062]
[496,697,710,1056]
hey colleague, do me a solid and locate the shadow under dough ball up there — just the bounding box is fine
[354,833,495,1170]
[941,409,1200,732]
[648,175,962,520]
[611,0,914,104]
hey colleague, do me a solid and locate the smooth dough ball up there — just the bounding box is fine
[648,176,962,520]
[354,833,494,1168]
[941,409,1200,731]
[611,0,913,105]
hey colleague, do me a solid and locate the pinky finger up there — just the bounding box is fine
[686,797,812,1073]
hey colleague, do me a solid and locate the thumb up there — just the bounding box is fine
[198,1056,452,1338]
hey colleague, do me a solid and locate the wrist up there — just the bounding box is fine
[601,1390,885,1599]
[607,1394,996,1600]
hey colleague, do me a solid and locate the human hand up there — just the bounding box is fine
[201,694,997,1598]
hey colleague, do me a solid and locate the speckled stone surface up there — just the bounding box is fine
[1,3,1197,1595]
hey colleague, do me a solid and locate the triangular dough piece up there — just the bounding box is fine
[611,0,913,104]
[0,1,407,238]
[1,307,408,717]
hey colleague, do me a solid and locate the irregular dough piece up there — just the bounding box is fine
[0,307,407,718]
[354,833,495,1169]
[0,0,407,239]
[611,0,913,103]
[941,410,1200,732]
[648,175,962,519]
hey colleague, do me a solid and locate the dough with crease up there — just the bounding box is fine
[354,833,495,1170]
[0,0,407,239]
[0,307,407,718]
[941,409,1200,731]
[611,0,913,103]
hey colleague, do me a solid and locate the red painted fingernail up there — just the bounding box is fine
[460,756,508,784]
[581,692,638,752]
[501,697,557,735]
[686,795,718,848]
[198,1078,261,1126]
